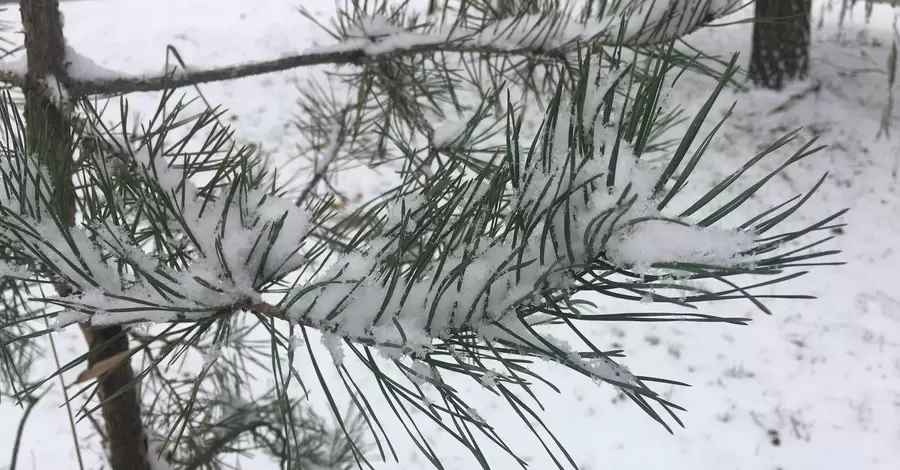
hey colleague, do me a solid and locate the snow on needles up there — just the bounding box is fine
[0,128,312,327]
[281,64,757,389]
[306,1,744,58]
[606,219,756,270]
[63,139,314,325]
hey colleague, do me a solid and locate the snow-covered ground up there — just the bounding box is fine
[0,0,898,469]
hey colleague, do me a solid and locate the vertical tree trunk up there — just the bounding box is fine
[749,0,812,90]
[19,1,150,469]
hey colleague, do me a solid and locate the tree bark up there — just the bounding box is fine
[749,0,812,90]
[19,1,150,469]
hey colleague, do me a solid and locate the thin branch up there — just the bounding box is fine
[8,386,47,470]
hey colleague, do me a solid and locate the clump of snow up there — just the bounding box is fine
[65,46,130,81]
[322,333,345,365]
[605,220,755,270]
[43,74,70,108]
[289,333,305,353]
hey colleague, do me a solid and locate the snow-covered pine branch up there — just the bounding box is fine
[278,59,761,392]
[0,2,843,466]
[0,0,744,96]
[0,54,836,424]
[0,96,313,328]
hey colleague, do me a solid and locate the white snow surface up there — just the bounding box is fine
[0,1,898,470]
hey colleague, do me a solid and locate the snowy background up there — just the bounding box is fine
[0,0,899,469]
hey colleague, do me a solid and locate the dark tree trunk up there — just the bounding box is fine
[19,0,72,219]
[19,1,150,469]
[81,326,151,470]
[749,0,812,90]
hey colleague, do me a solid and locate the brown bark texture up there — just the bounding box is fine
[19,1,151,469]
[749,0,812,90]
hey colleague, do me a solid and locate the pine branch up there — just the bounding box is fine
[0,3,842,466]
[0,0,743,96]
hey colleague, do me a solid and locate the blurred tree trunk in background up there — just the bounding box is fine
[749,0,812,89]
[19,1,151,469]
